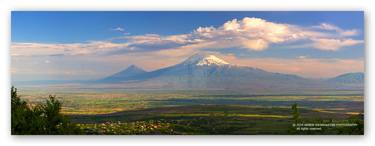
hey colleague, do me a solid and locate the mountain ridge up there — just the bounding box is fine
[97,54,361,90]
[13,54,364,93]
[327,72,364,84]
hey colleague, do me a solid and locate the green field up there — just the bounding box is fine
[17,87,364,135]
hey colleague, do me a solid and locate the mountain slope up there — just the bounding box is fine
[99,65,147,82]
[328,72,364,84]
[98,54,364,91]
[99,54,318,90]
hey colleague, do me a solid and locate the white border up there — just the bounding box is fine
[0,0,373,146]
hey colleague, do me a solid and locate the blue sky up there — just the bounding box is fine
[12,11,364,43]
[11,11,365,80]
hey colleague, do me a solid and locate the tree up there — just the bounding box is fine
[11,86,81,135]
[11,86,31,134]
[291,103,300,124]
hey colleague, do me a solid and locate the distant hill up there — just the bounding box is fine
[327,72,364,84]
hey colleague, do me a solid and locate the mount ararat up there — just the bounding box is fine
[98,54,364,91]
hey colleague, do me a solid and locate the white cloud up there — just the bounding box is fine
[111,27,131,35]
[124,17,362,52]
[191,17,305,51]
[11,17,363,57]
[223,19,240,31]
[297,56,308,59]
[11,41,130,56]
[340,29,359,36]
[318,23,341,31]
[220,54,364,78]
[112,27,125,32]
[312,38,364,51]
[317,23,359,37]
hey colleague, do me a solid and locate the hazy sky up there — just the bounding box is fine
[11,11,364,81]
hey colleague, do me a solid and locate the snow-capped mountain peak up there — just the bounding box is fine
[196,55,230,66]
[182,54,230,66]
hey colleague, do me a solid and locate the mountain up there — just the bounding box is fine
[16,53,363,92]
[97,54,364,91]
[327,72,364,84]
[99,54,317,90]
[99,65,147,82]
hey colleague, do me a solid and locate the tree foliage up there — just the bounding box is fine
[291,103,300,124]
[11,86,81,135]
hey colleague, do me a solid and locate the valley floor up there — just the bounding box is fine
[69,104,363,135]
[18,88,364,135]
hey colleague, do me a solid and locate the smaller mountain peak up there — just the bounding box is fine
[99,64,146,82]
[125,65,144,71]
[128,64,138,69]
[183,53,230,66]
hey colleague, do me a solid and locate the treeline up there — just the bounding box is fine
[11,87,81,135]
